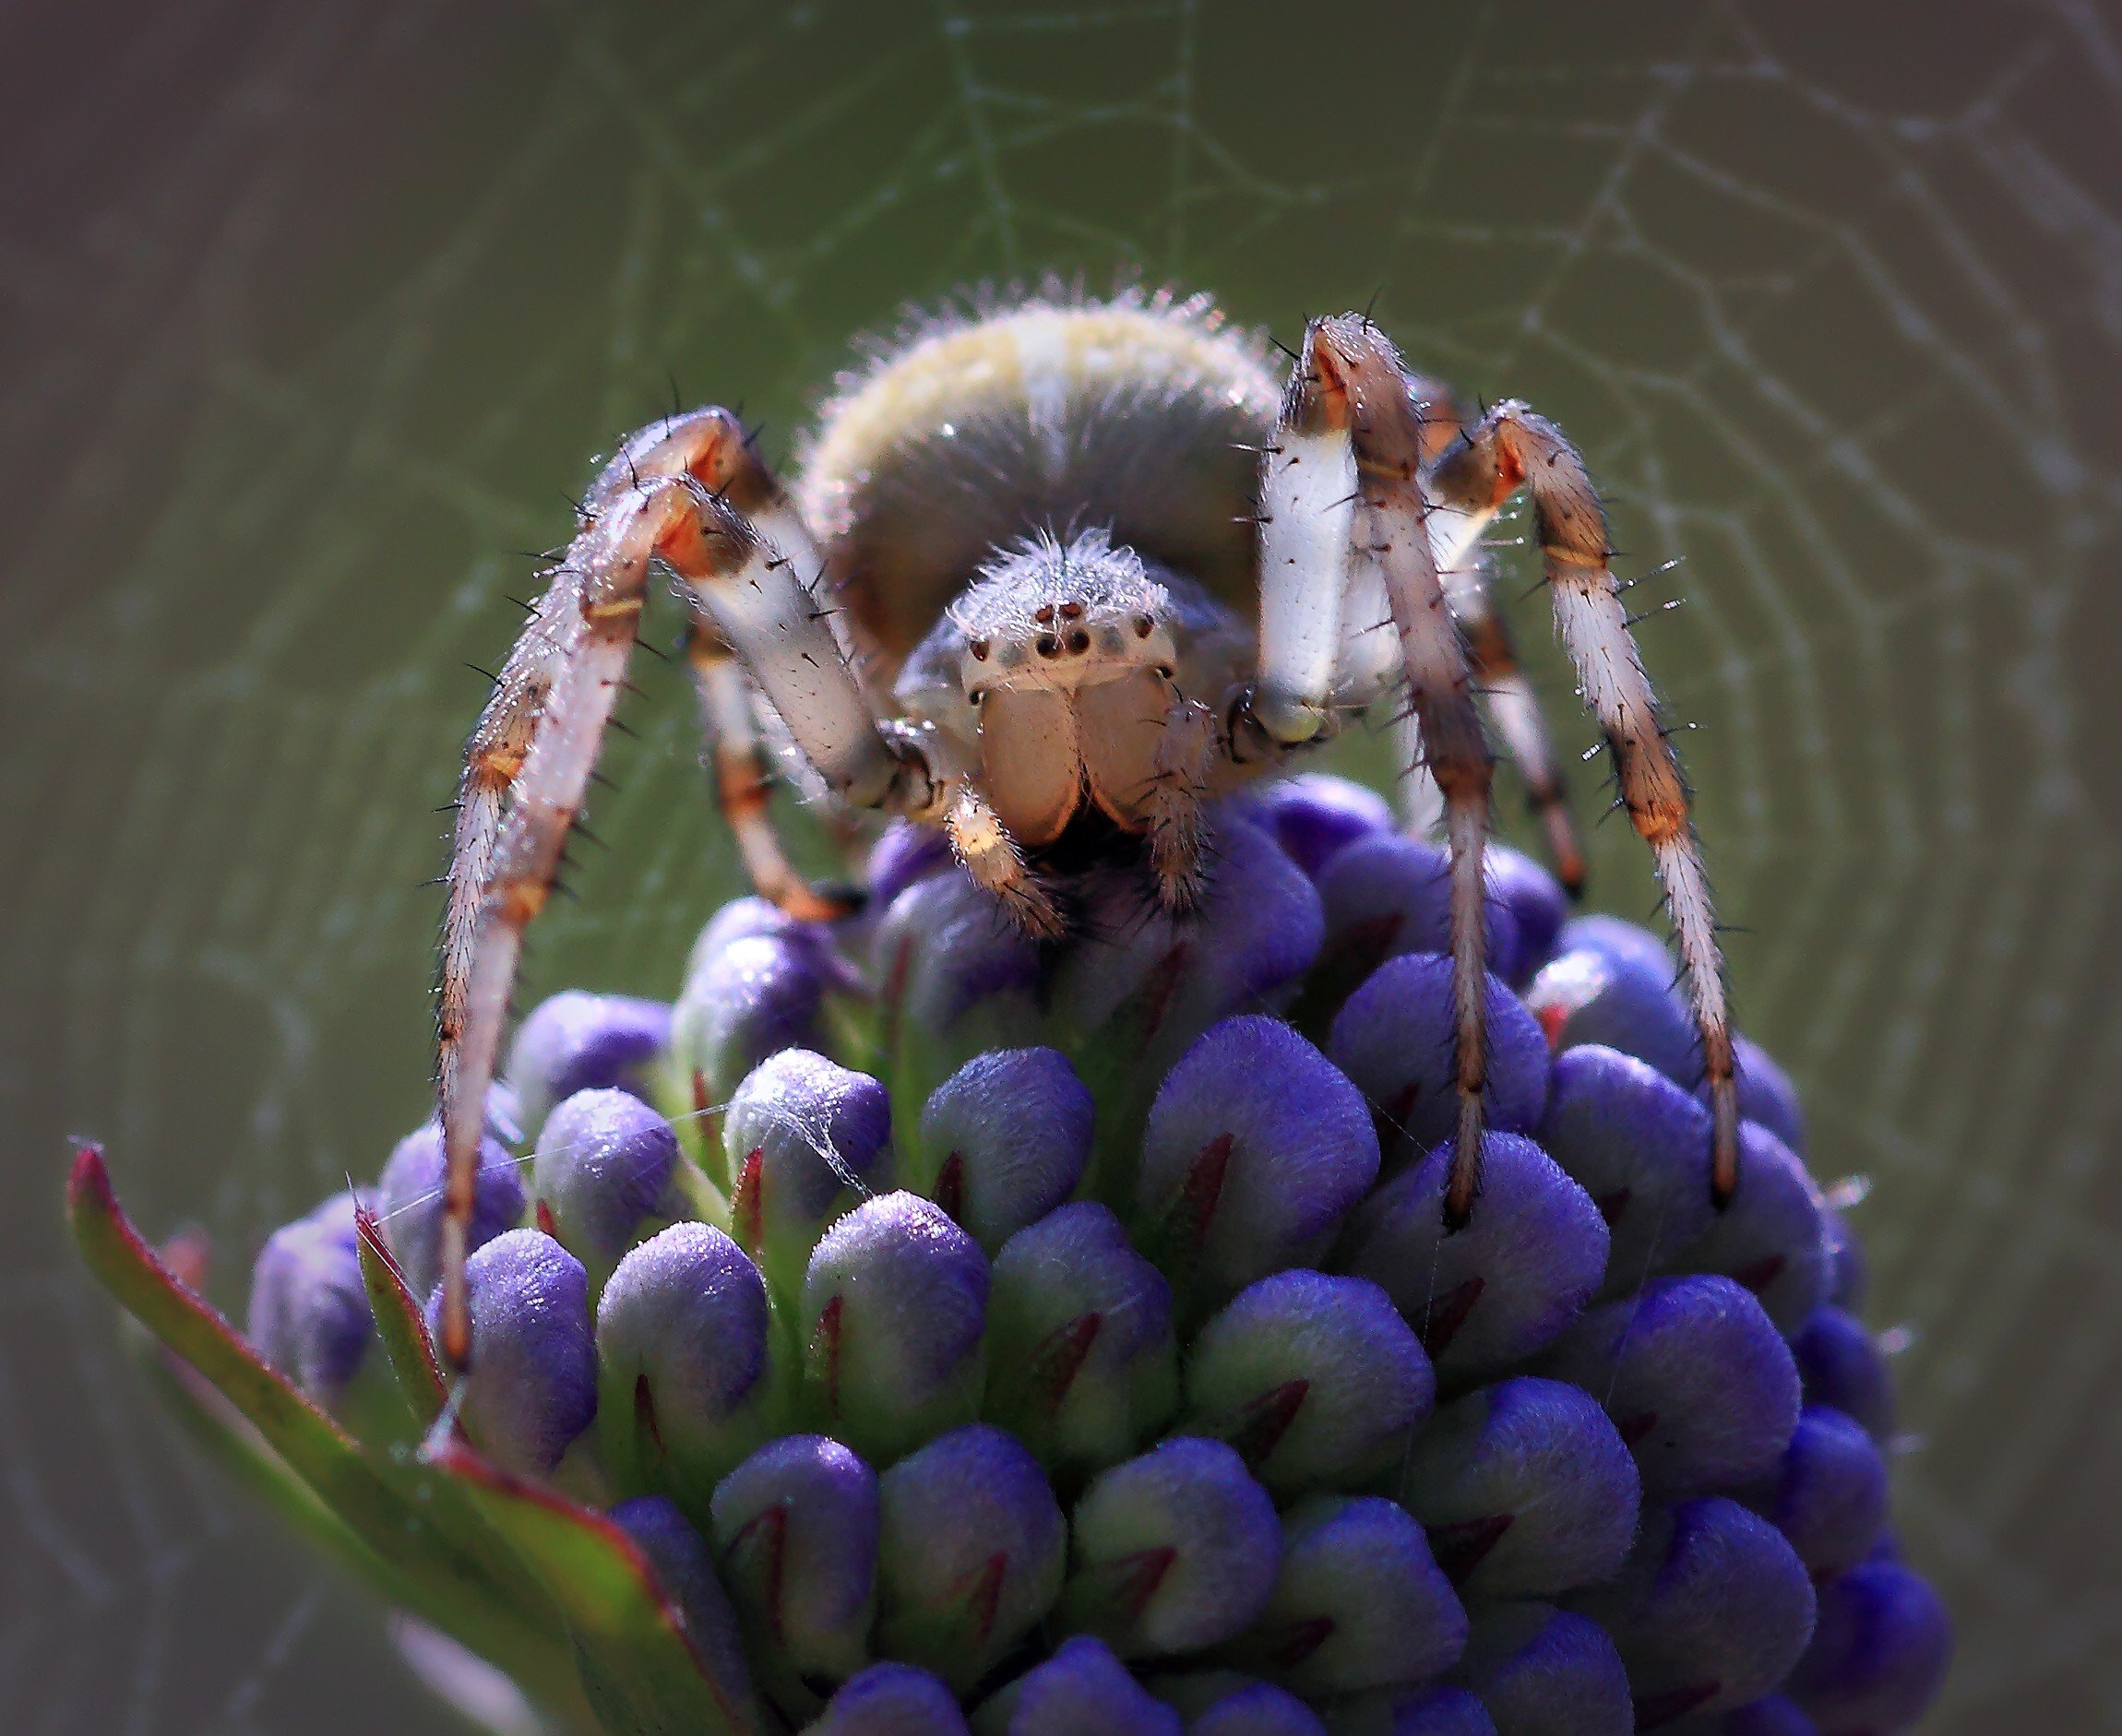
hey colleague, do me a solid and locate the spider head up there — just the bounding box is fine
[948,529,1180,704]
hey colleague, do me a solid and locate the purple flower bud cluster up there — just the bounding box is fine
[240,776,1946,1735]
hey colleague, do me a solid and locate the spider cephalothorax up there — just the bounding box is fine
[430,286,1736,1365]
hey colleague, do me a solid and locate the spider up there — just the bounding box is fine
[430,286,1736,1367]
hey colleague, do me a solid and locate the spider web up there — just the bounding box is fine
[4,0,2120,1729]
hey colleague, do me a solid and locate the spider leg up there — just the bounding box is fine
[437,414,928,1368]
[1429,400,1738,1202]
[1248,315,1496,1225]
[945,780,1065,939]
[1142,692,1219,914]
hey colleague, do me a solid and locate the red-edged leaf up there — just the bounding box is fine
[430,1439,769,1736]
[353,1203,447,1427]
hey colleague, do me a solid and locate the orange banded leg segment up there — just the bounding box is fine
[685,620,856,923]
[1430,400,1739,1203]
[1307,315,1497,1227]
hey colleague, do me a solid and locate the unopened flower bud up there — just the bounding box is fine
[1789,1306,1895,1444]
[1725,1034,1806,1157]
[874,871,1043,1058]
[1136,1017,1377,1313]
[597,1223,780,1504]
[1341,1133,1607,1384]
[1534,1046,1714,1299]
[800,1193,986,1462]
[506,990,672,1138]
[1705,1695,1818,1735]
[376,1123,526,1301]
[532,1088,685,1273]
[915,1048,1093,1253]
[1783,1560,1951,1734]
[1740,1406,1889,1580]
[1539,1276,1800,1500]
[1569,1497,1818,1727]
[1066,1436,1282,1658]
[709,1433,879,1686]
[1483,844,1568,987]
[1524,941,1699,1088]
[1556,913,1675,978]
[1246,1495,1467,1696]
[1389,1376,1640,1599]
[1249,771,1393,875]
[984,1635,1184,1736]
[723,1050,894,1296]
[876,1424,1067,1689]
[1671,1124,1830,1334]
[1449,1603,1632,1736]
[1183,1270,1433,1494]
[248,1192,375,1412]
[606,1495,755,1708]
[425,1228,596,1478]
[1328,955,1548,1164]
[866,821,956,908]
[816,1662,970,1736]
[1189,1681,1329,1736]
[1311,838,1521,1017]
[986,1202,1178,1472]
[674,932,830,1111]
[1320,1684,1496,1736]
[1821,1210,1867,1312]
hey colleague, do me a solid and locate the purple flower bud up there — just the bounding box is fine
[1248,1494,1467,1695]
[1187,1681,1329,1736]
[248,1192,374,1410]
[1389,1376,1640,1599]
[1569,1497,1818,1727]
[1534,1046,1715,1299]
[687,894,851,985]
[1820,1211,1867,1312]
[376,1122,526,1302]
[709,1433,879,1684]
[1705,1695,1819,1735]
[987,1202,1178,1472]
[674,932,829,1107]
[985,1635,1184,1736]
[533,1088,683,1266]
[1725,1035,1806,1158]
[1670,1125,1830,1335]
[1524,945,1699,1088]
[1341,1133,1608,1384]
[1247,773,1395,878]
[1538,1276,1801,1500]
[1451,1603,1632,1736]
[606,1495,754,1708]
[1556,914,1673,979]
[596,1224,778,1503]
[1738,1406,1889,1581]
[874,871,1043,1042]
[816,1663,970,1736]
[876,1424,1067,1688]
[1183,1270,1434,1493]
[1136,1017,1378,1311]
[1789,1307,1895,1444]
[1310,836,1522,1005]
[505,990,672,1137]
[916,1047,1093,1253]
[1067,1436,1282,1657]
[1484,844,1568,988]
[1330,1685,1496,1736]
[723,1049,895,1296]
[425,1229,596,1478]
[1328,954,1549,1164]
[1052,817,1324,1072]
[1783,1560,1950,1734]
[801,1193,987,1463]
[866,820,957,908]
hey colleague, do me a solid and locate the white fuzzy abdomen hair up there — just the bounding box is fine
[795,287,1280,662]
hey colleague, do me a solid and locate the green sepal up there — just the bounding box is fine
[430,1439,771,1736]
[353,1202,447,1428]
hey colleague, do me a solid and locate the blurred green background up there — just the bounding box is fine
[5,0,2121,1729]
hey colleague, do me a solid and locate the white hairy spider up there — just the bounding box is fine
[430,286,1736,1365]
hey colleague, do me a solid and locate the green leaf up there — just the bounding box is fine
[431,1440,769,1736]
[66,1144,579,1711]
[354,1201,448,1427]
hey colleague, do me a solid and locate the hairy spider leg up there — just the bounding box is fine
[1428,400,1739,1204]
[437,415,924,1368]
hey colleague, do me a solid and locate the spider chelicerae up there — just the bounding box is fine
[431,286,1736,1365]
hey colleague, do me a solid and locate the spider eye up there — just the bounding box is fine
[968,688,985,706]
[1133,615,1154,638]
[1066,629,1091,654]
[970,639,991,661]
[1033,603,1055,624]
[1035,633,1062,659]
